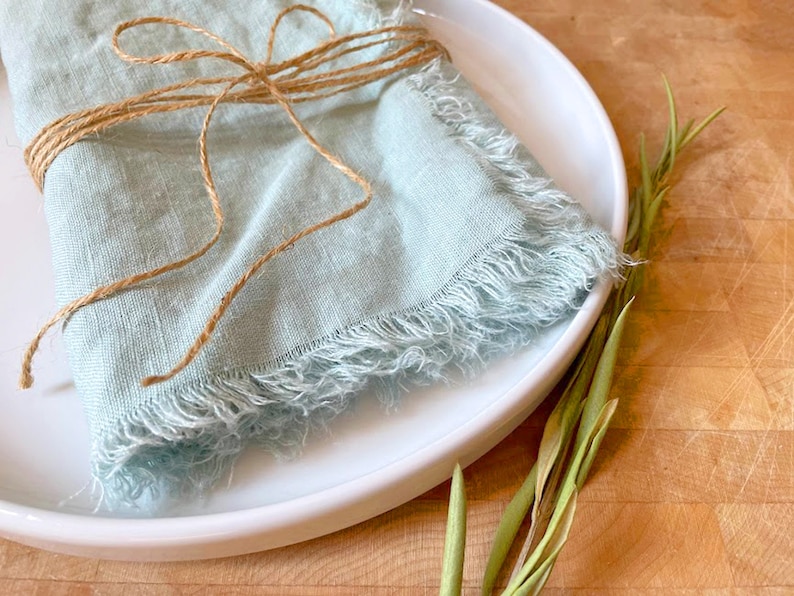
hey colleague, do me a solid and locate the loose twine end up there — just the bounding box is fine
[20,4,447,390]
[141,375,167,388]
[18,370,34,391]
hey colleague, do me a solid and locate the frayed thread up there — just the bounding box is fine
[92,6,622,509]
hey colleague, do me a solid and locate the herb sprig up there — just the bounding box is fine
[439,79,724,596]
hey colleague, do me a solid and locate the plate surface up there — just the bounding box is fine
[0,0,626,560]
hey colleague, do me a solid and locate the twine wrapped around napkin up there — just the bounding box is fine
[1,0,621,508]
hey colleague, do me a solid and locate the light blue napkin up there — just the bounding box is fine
[0,0,620,507]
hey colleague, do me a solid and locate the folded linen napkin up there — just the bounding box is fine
[1,0,620,507]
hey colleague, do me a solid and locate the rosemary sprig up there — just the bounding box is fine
[439,79,724,596]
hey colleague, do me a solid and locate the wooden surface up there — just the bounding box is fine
[2,0,793,593]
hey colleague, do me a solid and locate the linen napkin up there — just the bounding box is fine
[0,0,621,508]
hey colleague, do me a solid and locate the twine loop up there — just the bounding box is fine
[19,4,449,390]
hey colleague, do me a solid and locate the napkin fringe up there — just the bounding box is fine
[93,20,623,509]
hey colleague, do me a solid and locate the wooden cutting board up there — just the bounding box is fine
[1,0,792,593]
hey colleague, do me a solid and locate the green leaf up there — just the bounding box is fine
[625,190,642,250]
[680,107,726,150]
[576,399,619,488]
[532,384,583,518]
[644,186,669,232]
[502,487,579,594]
[677,118,695,149]
[639,186,670,255]
[508,403,573,586]
[662,75,678,176]
[657,118,673,176]
[639,133,652,214]
[440,464,467,596]
[482,464,538,596]
[575,299,634,450]
[513,489,578,596]
[522,558,555,596]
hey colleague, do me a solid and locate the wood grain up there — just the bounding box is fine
[2,0,793,593]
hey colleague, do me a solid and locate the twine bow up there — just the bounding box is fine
[19,4,449,389]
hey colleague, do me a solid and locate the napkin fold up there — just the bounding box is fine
[1,0,621,508]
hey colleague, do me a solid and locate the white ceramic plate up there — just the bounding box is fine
[0,0,626,561]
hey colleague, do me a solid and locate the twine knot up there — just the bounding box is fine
[19,4,449,390]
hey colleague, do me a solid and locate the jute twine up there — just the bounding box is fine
[19,4,449,389]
